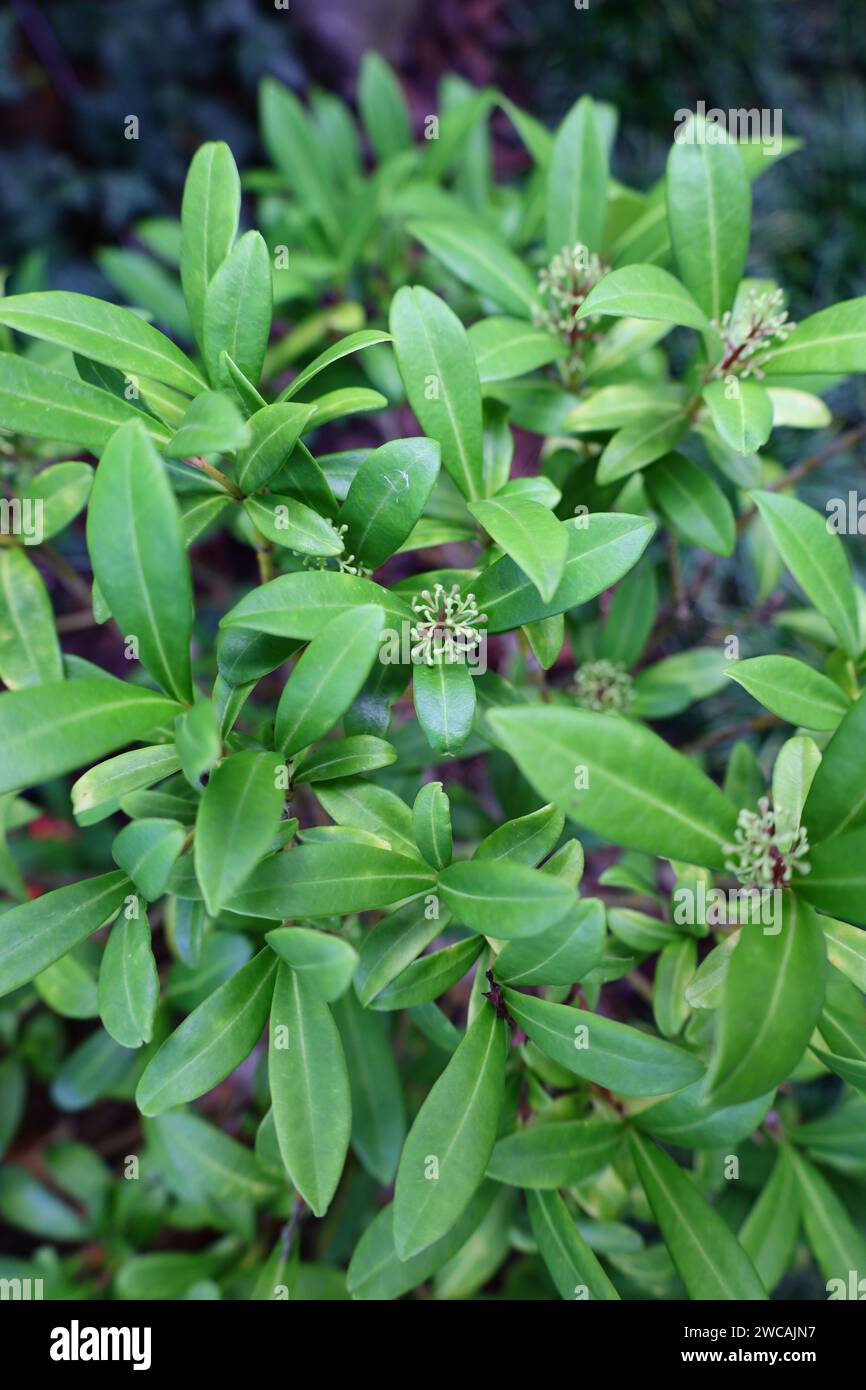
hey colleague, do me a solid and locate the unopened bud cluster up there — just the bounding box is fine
[724,797,811,889]
[410,583,487,665]
[574,659,634,714]
[711,287,796,379]
[533,243,606,348]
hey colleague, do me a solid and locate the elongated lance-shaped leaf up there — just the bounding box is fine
[195,751,285,916]
[0,292,205,394]
[180,141,241,346]
[738,1147,800,1293]
[501,986,703,1096]
[136,950,278,1115]
[703,894,827,1107]
[268,963,351,1216]
[0,871,130,997]
[394,1002,506,1259]
[390,286,484,502]
[0,353,169,450]
[0,678,182,797]
[487,705,738,869]
[666,119,751,323]
[87,420,194,702]
[474,512,655,632]
[528,1189,620,1300]
[275,604,385,755]
[545,95,608,257]
[0,548,63,688]
[628,1130,767,1299]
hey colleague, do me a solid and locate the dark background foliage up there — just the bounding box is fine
[2,0,865,314]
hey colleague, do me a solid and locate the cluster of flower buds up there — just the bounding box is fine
[574,659,635,714]
[295,524,372,578]
[724,797,811,889]
[711,287,796,379]
[532,243,607,351]
[410,582,487,665]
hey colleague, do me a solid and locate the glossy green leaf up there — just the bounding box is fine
[469,316,566,382]
[340,437,441,570]
[597,410,689,485]
[727,656,849,730]
[234,402,316,493]
[278,329,393,403]
[0,871,130,997]
[580,265,712,332]
[195,750,285,916]
[545,96,608,257]
[703,379,773,454]
[0,292,205,393]
[332,989,405,1186]
[269,963,350,1216]
[148,1108,274,1206]
[645,452,735,556]
[180,141,241,345]
[502,987,703,1095]
[635,1079,773,1149]
[202,231,272,390]
[796,828,866,925]
[371,935,483,1011]
[0,353,167,450]
[412,781,453,870]
[413,658,476,758]
[487,706,738,869]
[394,1002,506,1258]
[628,1130,767,1299]
[527,1189,620,1300]
[112,818,185,901]
[347,1183,497,1300]
[802,690,866,842]
[786,1146,866,1286]
[358,51,412,160]
[243,493,344,557]
[0,677,181,797]
[474,512,655,632]
[226,843,434,920]
[390,285,483,501]
[265,927,358,1002]
[292,736,395,785]
[98,907,159,1047]
[753,489,859,658]
[439,859,574,939]
[762,297,866,376]
[470,496,567,603]
[495,897,604,986]
[136,949,278,1115]
[165,389,248,459]
[87,419,194,701]
[487,1118,622,1189]
[275,605,384,755]
[738,1147,800,1293]
[18,460,93,539]
[221,569,412,641]
[666,122,750,322]
[0,548,63,688]
[410,218,538,318]
[704,895,827,1106]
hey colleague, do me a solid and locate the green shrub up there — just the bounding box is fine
[1,60,865,1302]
